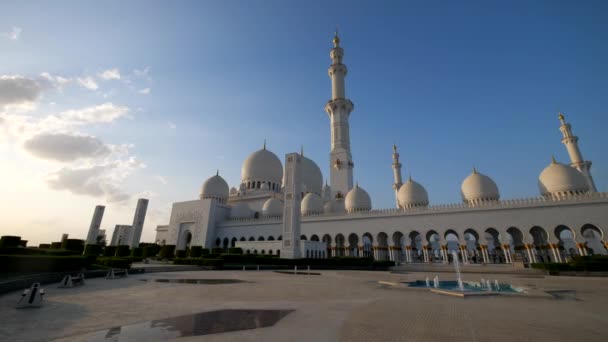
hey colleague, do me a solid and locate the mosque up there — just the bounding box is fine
[155,33,608,263]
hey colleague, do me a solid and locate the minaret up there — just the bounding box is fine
[391,145,403,208]
[558,113,597,192]
[325,31,355,199]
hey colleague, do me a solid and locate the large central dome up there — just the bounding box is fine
[241,147,283,189]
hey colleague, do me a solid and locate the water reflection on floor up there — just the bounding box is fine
[56,309,294,341]
[140,278,247,284]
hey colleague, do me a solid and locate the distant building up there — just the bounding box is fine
[156,33,608,262]
[111,225,132,246]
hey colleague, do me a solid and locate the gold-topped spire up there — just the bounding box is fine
[263,139,266,150]
[393,144,397,153]
[216,169,219,176]
[333,29,340,47]
[558,112,565,122]
[551,155,557,164]
[472,166,478,174]
[300,145,304,156]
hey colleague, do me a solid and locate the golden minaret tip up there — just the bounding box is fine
[333,29,340,47]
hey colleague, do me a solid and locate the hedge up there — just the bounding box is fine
[39,244,51,249]
[211,247,224,254]
[115,245,131,257]
[532,256,608,274]
[0,236,22,248]
[189,246,203,258]
[0,255,90,273]
[50,242,62,249]
[0,247,78,256]
[159,245,176,259]
[201,248,210,256]
[228,247,243,255]
[61,239,85,252]
[96,257,133,269]
[142,245,161,258]
[83,244,102,256]
[131,247,143,257]
[103,246,117,257]
[175,250,187,258]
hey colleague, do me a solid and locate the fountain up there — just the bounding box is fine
[494,280,500,292]
[425,277,430,288]
[433,276,439,288]
[451,251,465,292]
[480,278,485,289]
[486,279,492,291]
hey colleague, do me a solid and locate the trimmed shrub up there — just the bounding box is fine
[61,239,85,252]
[175,250,187,258]
[0,236,22,248]
[211,247,224,254]
[142,245,160,258]
[201,248,210,256]
[19,240,27,247]
[0,255,90,273]
[228,247,243,255]
[115,245,130,257]
[96,257,133,269]
[189,246,203,258]
[131,247,143,257]
[103,246,117,257]
[83,244,102,256]
[50,242,62,249]
[39,244,51,249]
[159,245,176,259]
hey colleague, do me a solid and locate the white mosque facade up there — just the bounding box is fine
[155,33,608,263]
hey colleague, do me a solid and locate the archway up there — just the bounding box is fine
[248,236,255,241]
[322,234,332,257]
[223,238,229,251]
[311,234,320,242]
[335,234,346,256]
[484,228,503,263]
[362,232,373,258]
[268,236,275,241]
[231,237,237,248]
[301,235,308,240]
[464,228,480,263]
[408,231,423,262]
[530,226,550,262]
[392,231,404,262]
[444,229,460,262]
[425,230,441,262]
[257,236,265,241]
[555,225,577,260]
[348,233,359,257]
[506,227,526,263]
[581,224,606,255]
[376,232,389,260]
[240,237,246,241]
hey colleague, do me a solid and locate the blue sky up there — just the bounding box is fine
[1,0,607,244]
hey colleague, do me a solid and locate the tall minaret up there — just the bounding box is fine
[558,112,597,192]
[391,144,403,207]
[325,31,354,199]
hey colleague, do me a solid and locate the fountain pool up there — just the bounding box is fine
[407,280,523,293]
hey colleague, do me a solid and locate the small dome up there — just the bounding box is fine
[241,147,283,187]
[323,199,345,214]
[300,155,323,195]
[461,168,500,203]
[301,193,323,215]
[200,174,229,203]
[345,184,372,213]
[398,177,429,209]
[231,202,252,219]
[262,198,283,217]
[229,187,237,195]
[539,158,588,196]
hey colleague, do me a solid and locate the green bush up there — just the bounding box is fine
[0,247,77,256]
[96,257,133,269]
[211,247,224,254]
[142,245,161,258]
[228,247,243,255]
[61,239,85,252]
[0,236,22,248]
[131,247,143,257]
[159,245,176,259]
[50,242,62,249]
[83,244,102,256]
[175,250,187,258]
[189,246,203,258]
[115,245,130,257]
[0,255,91,272]
[39,244,51,249]
[103,246,117,257]
[201,248,210,256]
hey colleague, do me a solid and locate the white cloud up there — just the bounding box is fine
[58,103,129,124]
[46,156,145,203]
[0,75,44,109]
[76,76,98,90]
[98,68,121,81]
[168,121,176,129]
[133,67,152,82]
[39,72,71,88]
[2,26,21,41]
[155,175,168,185]
[23,132,111,162]
[138,87,151,95]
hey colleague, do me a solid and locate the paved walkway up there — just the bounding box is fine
[0,270,606,341]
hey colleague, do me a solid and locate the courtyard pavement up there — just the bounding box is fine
[0,270,607,341]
